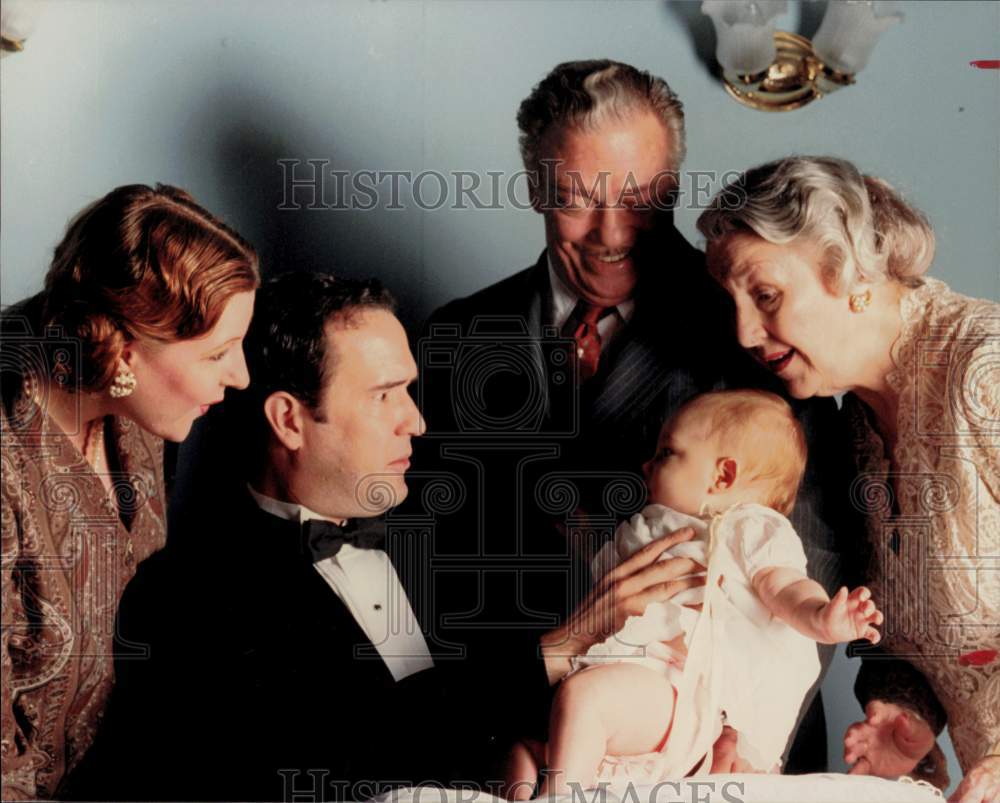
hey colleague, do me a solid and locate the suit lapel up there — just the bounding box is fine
[241,498,398,687]
[524,253,552,419]
[590,229,707,424]
[592,330,676,424]
[526,247,669,426]
[471,253,552,421]
[516,251,549,334]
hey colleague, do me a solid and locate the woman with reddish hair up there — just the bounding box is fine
[1,184,259,799]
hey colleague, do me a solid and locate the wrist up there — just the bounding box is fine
[540,627,588,685]
[801,599,828,634]
[540,648,571,686]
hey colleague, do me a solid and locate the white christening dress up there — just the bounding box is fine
[573,503,821,783]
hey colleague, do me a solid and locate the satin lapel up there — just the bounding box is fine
[244,501,397,686]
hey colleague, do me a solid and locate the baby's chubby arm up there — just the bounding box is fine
[752,567,883,645]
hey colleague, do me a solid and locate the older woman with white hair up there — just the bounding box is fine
[696,156,998,803]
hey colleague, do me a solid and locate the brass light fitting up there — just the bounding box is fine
[703,1,903,113]
[722,31,855,112]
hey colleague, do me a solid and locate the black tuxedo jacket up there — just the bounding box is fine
[66,488,493,801]
[407,230,859,767]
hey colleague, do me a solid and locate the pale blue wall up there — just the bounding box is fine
[3,1,997,322]
[2,0,997,788]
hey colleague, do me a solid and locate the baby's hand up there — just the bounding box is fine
[813,586,883,644]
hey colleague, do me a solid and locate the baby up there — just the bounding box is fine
[507,390,883,798]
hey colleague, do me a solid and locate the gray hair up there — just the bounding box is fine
[516,60,686,178]
[696,156,935,293]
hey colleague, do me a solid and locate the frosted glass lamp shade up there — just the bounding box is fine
[812,0,903,75]
[702,0,788,75]
[1,0,44,46]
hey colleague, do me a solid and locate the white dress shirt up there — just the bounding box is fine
[547,254,635,347]
[248,485,434,682]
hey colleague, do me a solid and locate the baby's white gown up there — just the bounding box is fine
[573,503,821,783]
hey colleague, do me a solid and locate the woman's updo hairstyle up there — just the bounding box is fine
[41,183,259,392]
[696,156,935,293]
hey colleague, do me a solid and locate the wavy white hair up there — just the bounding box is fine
[697,156,935,293]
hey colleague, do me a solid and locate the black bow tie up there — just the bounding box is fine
[301,517,387,563]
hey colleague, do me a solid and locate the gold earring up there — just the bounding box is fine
[109,367,137,398]
[849,289,872,313]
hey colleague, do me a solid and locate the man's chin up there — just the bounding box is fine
[580,270,640,307]
[578,283,636,309]
[356,477,408,516]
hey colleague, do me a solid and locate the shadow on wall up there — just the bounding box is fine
[182,84,424,332]
[169,84,428,532]
[797,0,828,40]
[664,0,720,79]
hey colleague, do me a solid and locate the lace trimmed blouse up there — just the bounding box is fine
[844,277,999,770]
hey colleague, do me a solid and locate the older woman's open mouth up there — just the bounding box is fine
[763,348,795,373]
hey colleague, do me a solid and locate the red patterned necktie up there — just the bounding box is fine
[570,302,610,382]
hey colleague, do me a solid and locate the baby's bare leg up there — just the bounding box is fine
[503,739,545,801]
[541,664,676,797]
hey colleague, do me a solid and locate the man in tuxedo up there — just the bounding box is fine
[67,272,490,801]
[191,271,464,799]
[416,59,856,774]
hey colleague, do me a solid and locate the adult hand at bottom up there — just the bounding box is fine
[948,755,1000,803]
[540,527,704,684]
[710,726,767,774]
[844,700,935,778]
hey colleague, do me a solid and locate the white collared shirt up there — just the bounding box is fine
[248,485,434,682]
[547,254,635,346]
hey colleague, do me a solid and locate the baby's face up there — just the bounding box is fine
[642,410,720,516]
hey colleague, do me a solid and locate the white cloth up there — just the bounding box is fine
[248,485,434,682]
[574,503,821,781]
[370,775,945,803]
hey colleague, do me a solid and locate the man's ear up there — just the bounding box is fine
[709,457,738,493]
[263,392,306,451]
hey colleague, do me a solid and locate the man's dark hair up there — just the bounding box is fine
[516,59,686,179]
[244,271,397,420]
